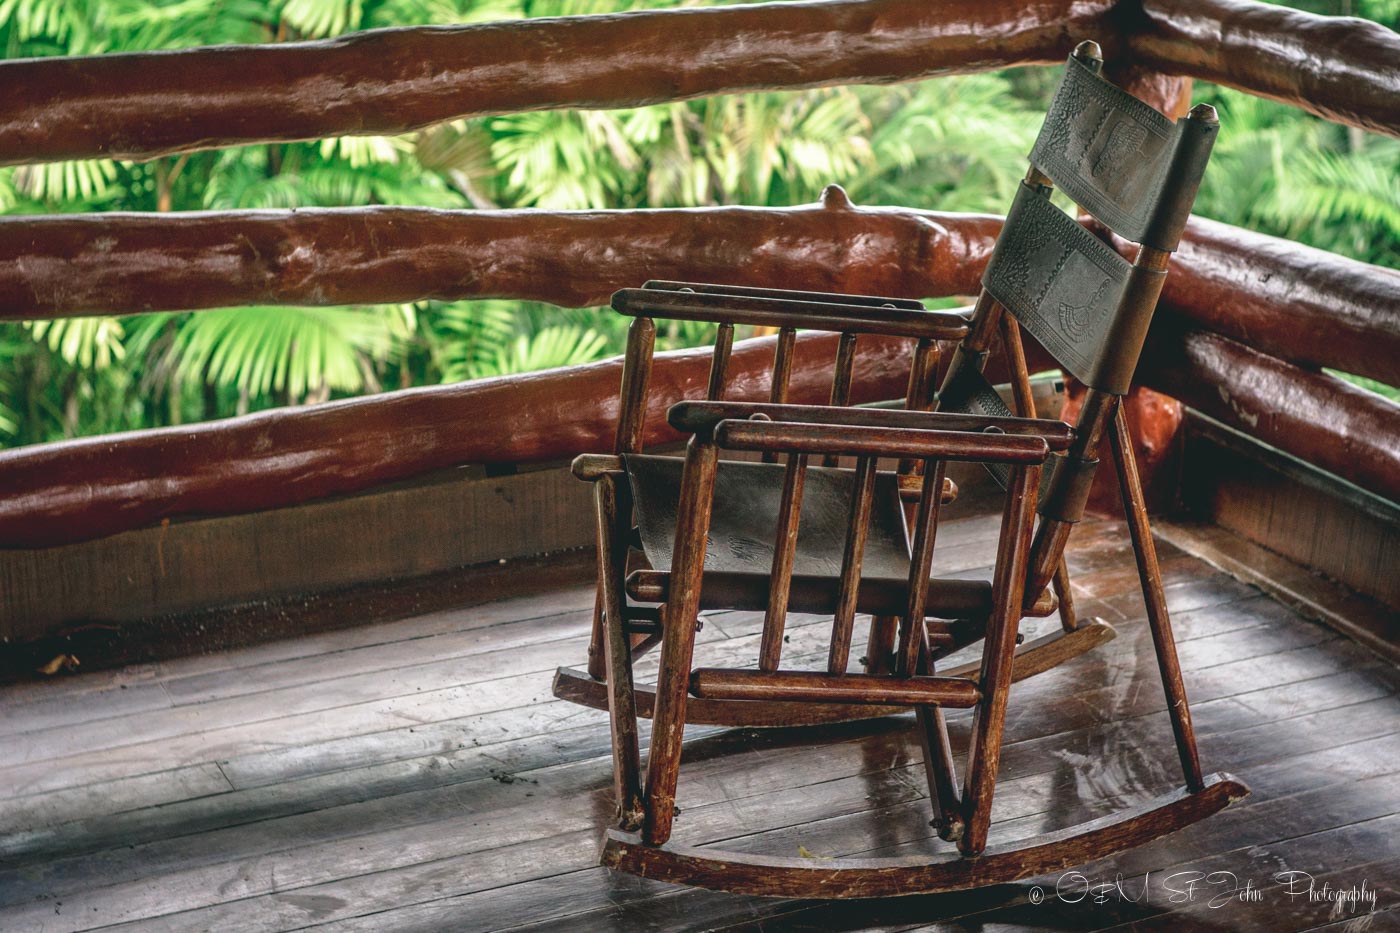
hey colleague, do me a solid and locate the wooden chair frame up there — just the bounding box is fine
[569,41,1249,897]
[596,398,1244,895]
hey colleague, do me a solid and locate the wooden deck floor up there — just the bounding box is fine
[1,505,1397,932]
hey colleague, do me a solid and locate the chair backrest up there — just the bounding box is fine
[982,44,1218,397]
[932,42,1218,600]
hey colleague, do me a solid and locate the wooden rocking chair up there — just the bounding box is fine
[581,41,1249,897]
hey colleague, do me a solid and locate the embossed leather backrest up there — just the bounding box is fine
[982,185,1137,392]
[981,52,1218,395]
[1031,55,1216,251]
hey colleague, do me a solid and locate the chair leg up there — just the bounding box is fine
[1053,558,1079,633]
[1109,408,1205,791]
[587,587,608,681]
[865,616,899,675]
[959,464,1039,857]
[999,313,1082,638]
[915,627,963,842]
[595,476,645,830]
[643,438,720,846]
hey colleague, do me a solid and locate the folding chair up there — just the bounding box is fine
[578,41,1249,897]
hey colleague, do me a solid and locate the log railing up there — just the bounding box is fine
[0,0,1395,552]
[0,0,1395,165]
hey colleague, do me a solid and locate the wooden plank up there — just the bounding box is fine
[3,614,615,768]
[0,764,231,836]
[1,530,1394,930]
[0,463,596,654]
[0,680,173,740]
[1158,518,1400,665]
[0,583,1367,852]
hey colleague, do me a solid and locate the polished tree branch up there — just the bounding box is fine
[1,0,1397,165]
[1139,325,1400,506]
[0,331,1005,550]
[2,198,1394,387]
[1133,0,1400,139]
[0,0,1112,164]
[0,191,1001,317]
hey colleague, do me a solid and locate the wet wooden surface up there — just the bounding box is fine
[0,501,1395,931]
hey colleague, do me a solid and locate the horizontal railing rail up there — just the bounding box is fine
[0,0,1109,165]
[0,192,999,320]
[0,331,1059,549]
[1128,0,1400,137]
[3,198,1395,387]
[0,0,1395,166]
[1143,325,1400,505]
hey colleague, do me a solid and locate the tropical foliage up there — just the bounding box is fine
[0,0,1395,446]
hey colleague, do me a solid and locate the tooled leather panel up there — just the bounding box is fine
[1031,54,1183,243]
[981,183,1132,390]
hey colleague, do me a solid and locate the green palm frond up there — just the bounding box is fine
[319,135,413,169]
[279,0,362,37]
[492,324,607,374]
[201,149,306,209]
[27,317,126,369]
[166,306,395,401]
[93,0,268,51]
[0,0,89,44]
[0,168,19,211]
[415,120,500,207]
[12,159,119,204]
[364,0,522,27]
[1270,145,1400,237]
[1193,85,1400,264]
[492,111,624,208]
[429,300,520,382]
[852,75,1039,210]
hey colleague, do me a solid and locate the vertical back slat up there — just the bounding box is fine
[830,331,859,406]
[828,456,876,674]
[763,327,797,463]
[770,326,797,403]
[899,337,940,475]
[824,331,859,466]
[898,459,947,675]
[594,474,644,828]
[759,452,808,671]
[1001,307,1081,632]
[707,322,734,400]
[998,314,1037,418]
[614,316,656,454]
[958,462,1040,856]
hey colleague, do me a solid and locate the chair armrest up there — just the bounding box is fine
[611,287,970,341]
[642,280,927,311]
[669,400,1074,451]
[571,453,625,481]
[711,419,1051,465]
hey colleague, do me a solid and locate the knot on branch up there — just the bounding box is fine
[820,184,853,211]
